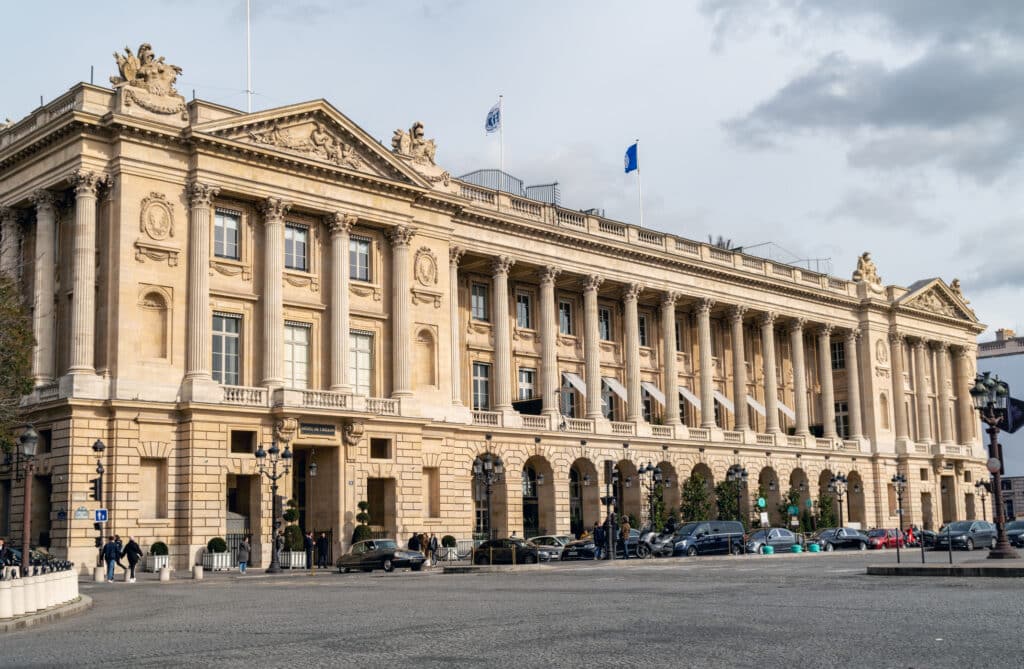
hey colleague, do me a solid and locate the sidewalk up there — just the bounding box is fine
[867,558,1024,577]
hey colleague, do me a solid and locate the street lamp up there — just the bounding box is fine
[969,372,1019,559]
[472,441,504,540]
[91,439,105,565]
[975,481,990,522]
[255,440,292,573]
[829,473,848,528]
[726,465,748,525]
[636,462,666,529]
[891,473,906,564]
[18,425,39,576]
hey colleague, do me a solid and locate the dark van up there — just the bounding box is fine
[672,520,745,556]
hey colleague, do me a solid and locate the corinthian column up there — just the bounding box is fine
[491,256,515,411]
[539,266,561,416]
[583,275,604,420]
[386,225,414,397]
[696,298,716,428]
[328,212,355,392]
[450,247,466,405]
[890,332,910,441]
[760,312,780,434]
[30,190,57,385]
[730,305,749,431]
[661,292,681,426]
[817,325,837,439]
[789,318,809,436]
[68,170,103,374]
[185,182,219,380]
[954,346,976,444]
[259,197,291,388]
[845,329,863,439]
[0,206,18,278]
[913,340,933,443]
[933,341,953,444]
[623,283,644,422]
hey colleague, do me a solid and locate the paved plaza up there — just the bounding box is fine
[5,551,1023,668]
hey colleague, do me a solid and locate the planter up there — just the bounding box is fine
[202,551,232,571]
[144,554,170,572]
[279,551,306,569]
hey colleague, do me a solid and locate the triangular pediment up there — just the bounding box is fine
[191,100,432,188]
[897,279,977,322]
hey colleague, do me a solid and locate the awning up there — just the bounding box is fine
[641,381,665,406]
[602,376,628,402]
[677,385,701,409]
[746,395,766,417]
[561,371,588,397]
[713,390,735,414]
[778,400,795,420]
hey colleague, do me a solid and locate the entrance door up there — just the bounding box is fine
[569,468,583,537]
[522,466,539,538]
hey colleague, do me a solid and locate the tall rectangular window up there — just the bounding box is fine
[214,210,240,260]
[139,458,168,519]
[675,320,682,352]
[285,224,309,271]
[598,307,612,341]
[516,293,532,329]
[423,467,441,518]
[638,314,649,347]
[350,237,371,281]
[471,283,490,321]
[601,385,616,421]
[559,300,573,335]
[831,341,846,370]
[284,323,310,389]
[518,368,536,400]
[835,400,850,438]
[349,332,373,396]
[472,362,491,410]
[212,314,241,385]
[561,378,577,417]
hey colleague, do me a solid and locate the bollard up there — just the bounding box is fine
[94,565,105,583]
[762,545,775,556]
[790,544,803,554]
[40,569,50,609]
[808,543,821,553]
[11,575,24,617]
[192,565,203,580]
[0,578,12,620]
[23,572,37,613]
[159,566,171,582]
[72,568,81,599]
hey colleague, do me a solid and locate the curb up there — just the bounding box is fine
[0,595,93,633]
[443,564,543,574]
[867,563,1024,577]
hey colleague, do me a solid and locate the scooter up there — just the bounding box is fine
[636,526,676,558]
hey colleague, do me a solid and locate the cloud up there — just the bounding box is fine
[816,183,947,233]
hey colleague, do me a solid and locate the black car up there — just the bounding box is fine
[933,521,997,551]
[1006,520,1024,548]
[474,538,541,565]
[745,527,801,554]
[672,521,745,556]
[559,529,641,560]
[337,539,425,573]
[812,527,869,551]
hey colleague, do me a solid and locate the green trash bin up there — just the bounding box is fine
[761,545,775,555]
[808,543,821,553]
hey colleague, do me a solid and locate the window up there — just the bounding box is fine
[349,332,373,396]
[518,368,536,400]
[559,300,573,335]
[230,430,257,455]
[831,341,846,370]
[675,320,682,352]
[638,314,649,347]
[643,395,654,422]
[471,283,489,321]
[561,377,577,417]
[920,468,929,482]
[472,362,491,410]
[370,438,391,459]
[423,467,440,518]
[835,401,849,438]
[599,308,612,341]
[212,314,241,385]
[350,237,371,281]
[284,224,309,271]
[284,323,310,389]
[214,210,241,260]
[139,458,168,519]
[37,429,52,455]
[516,293,532,329]
[602,385,616,421]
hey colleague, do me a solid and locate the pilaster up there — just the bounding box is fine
[490,255,515,412]
[327,212,355,392]
[817,324,837,440]
[259,197,291,388]
[661,292,681,426]
[68,170,104,375]
[760,312,780,434]
[697,298,716,428]
[386,225,415,398]
[729,305,749,431]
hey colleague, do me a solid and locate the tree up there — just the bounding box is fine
[777,486,802,528]
[715,480,741,524]
[649,483,667,531]
[680,474,713,522]
[0,275,34,457]
[352,500,372,543]
[817,493,837,529]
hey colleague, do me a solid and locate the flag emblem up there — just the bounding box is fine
[485,102,501,134]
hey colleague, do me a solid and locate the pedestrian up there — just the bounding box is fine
[619,515,632,559]
[102,536,119,582]
[409,532,420,552]
[121,536,142,582]
[274,529,285,565]
[593,522,606,560]
[419,532,428,557]
[428,533,439,566]
[303,531,315,571]
[316,532,329,569]
[0,537,11,578]
[114,534,129,577]
[237,535,251,574]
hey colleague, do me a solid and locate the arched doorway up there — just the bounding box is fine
[758,467,781,525]
[847,471,866,527]
[522,456,555,538]
[789,468,811,530]
[657,461,680,524]
[472,454,508,540]
[818,469,837,528]
[570,458,600,537]
[615,460,641,524]
[688,463,716,521]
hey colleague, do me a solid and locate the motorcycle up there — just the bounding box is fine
[636,526,676,558]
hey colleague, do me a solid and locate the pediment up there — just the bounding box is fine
[897,279,976,322]
[191,101,432,188]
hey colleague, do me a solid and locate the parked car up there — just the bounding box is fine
[336,539,425,573]
[867,529,905,550]
[527,535,574,561]
[745,527,801,554]
[1006,520,1024,548]
[672,520,745,556]
[559,529,641,560]
[473,538,541,565]
[933,521,997,551]
[917,529,937,548]
[812,527,870,551]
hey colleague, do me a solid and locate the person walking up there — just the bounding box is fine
[121,536,142,583]
[237,535,251,574]
[427,533,439,567]
[114,534,129,579]
[593,522,606,560]
[0,537,11,578]
[274,529,285,565]
[303,531,315,571]
[102,536,119,582]
[619,515,632,559]
[315,532,329,569]
[408,532,421,552]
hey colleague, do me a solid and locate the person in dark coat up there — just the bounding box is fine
[114,534,128,577]
[102,536,119,582]
[408,532,421,552]
[303,531,315,571]
[120,536,143,582]
[427,533,439,566]
[593,522,606,560]
[315,532,329,569]
[237,535,251,574]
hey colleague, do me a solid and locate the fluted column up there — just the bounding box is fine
[933,341,953,444]
[328,213,355,392]
[30,190,57,385]
[817,325,837,439]
[661,292,681,426]
[583,275,604,420]
[623,283,644,422]
[68,170,103,374]
[913,340,933,443]
[539,266,561,416]
[890,332,910,441]
[386,225,415,398]
[789,318,809,436]
[729,305,749,431]
[185,182,219,380]
[954,346,976,444]
[760,313,780,434]
[697,298,716,428]
[0,206,18,278]
[449,247,466,405]
[259,197,290,388]
[845,329,863,439]
[491,256,515,411]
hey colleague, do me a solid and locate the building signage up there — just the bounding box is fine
[300,423,336,437]
[73,506,90,520]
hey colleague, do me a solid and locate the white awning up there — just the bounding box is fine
[778,400,796,420]
[561,371,588,397]
[677,385,701,409]
[713,390,735,414]
[602,376,628,402]
[641,381,665,406]
[746,395,767,417]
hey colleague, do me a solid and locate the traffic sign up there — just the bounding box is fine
[787,505,799,516]
[757,497,766,509]
[760,512,770,526]
[95,508,108,523]
[805,498,813,508]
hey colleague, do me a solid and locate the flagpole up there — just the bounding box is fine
[498,94,504,175]
[635,138,644,227]
[245,0,253,113]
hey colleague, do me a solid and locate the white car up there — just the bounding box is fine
[527,535,575,561]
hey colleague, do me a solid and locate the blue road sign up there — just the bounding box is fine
[95,508,108,523]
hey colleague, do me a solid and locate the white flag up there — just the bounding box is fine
[485,101,501,134]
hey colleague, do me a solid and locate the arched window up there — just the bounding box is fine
[522,465,537,498]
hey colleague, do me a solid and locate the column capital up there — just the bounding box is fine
[325,211,357,236]
[583,274,604,293]
[930,340,949,353]
[29,189,57,212]
[815,323,834,338]
[538,265,561,285]
[844,327,861,343]
[490,255,515,276]
[786,317,806,334]
[759,311,777,328]
[0,205,16,223]
[661,291,680,308]
[449,245,466,266]
[728,305,748,323]
[186,181,220,208]
[954,344,975,360]
[695,297,714,316]
[911,338,928,351]
[71,169,106,197]
[622,282,643,302]
[385,224,415,248]
[888,329,904,346]
[258,196,291,222]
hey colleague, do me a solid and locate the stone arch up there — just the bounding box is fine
[569,458,600,537]
[656,460,680,522]
[758,467,782,525]
[472,452,508,539]
[847,470,867,527]
[522,455,555,538]
[688,463,716,520]
[412,326,437,388]
[138,289,169,359]
[818,468,837,526]
[615,459,641,523]
[789,467,811,511]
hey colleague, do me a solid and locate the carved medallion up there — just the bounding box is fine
[140,193,174,241]
[875,339,889,364]
[414,247,438,287]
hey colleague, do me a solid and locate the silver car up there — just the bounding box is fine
[527,535,574,561]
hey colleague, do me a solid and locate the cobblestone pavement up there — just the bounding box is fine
[5,550,1023,668]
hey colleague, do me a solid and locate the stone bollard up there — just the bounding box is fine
[0,577,12,620]
[33,568,45,611]
[10,573,25,617]
[159,566,171,582]
[23,572,37,613]
[192,565,203,580]
[72,568,81,599]
[40,569,51,609]
[94,565,105,583]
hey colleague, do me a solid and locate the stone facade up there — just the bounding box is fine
[0,45,988,571]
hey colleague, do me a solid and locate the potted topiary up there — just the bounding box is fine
[202,536,232,571]
[145,541,170,572]
[280,524,306,569]
[440,534,458,561]
[351,500,372,544]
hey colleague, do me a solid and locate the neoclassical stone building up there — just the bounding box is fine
[0,45,986,569]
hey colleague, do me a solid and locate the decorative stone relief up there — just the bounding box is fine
[907,289,959,318]
[110,43,187,119]
[134,240,179,267]
[274,417,299,444]
[390,121,453,189]
[284,272,320,292]
[875,339,889,364]
[852,251,884,294]
[950,278,969,304]
[414,247,438,286]
[247,120,364,170]
[342,420,365,447]
[410,287,442,308]
[210,260,252,281]
[139,192,174,241]
[350,283,382,301]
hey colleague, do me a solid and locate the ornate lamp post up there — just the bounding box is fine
[472,435,504,540]
[726,465,748,524]
[637,462,667,528]
[969,372,1019,559]
[255,440,292,573]
[18,426,39,576]
[891,473,906,564]
[829,473,848,528]
[974,480,989,522]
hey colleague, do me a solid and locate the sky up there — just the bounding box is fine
[2,0,1022,339]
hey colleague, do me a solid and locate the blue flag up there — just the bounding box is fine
[624,142,638,173]
[485,101,501,134]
